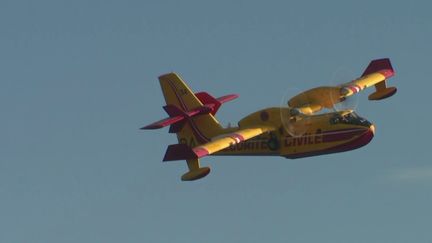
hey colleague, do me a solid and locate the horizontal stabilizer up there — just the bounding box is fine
[217,94,239,103]
[141,116,184,130]
[143,92,238,130]
[141,104,212,130]
[195,92,238,115]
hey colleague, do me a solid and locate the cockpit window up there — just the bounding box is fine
[329,112,371,126]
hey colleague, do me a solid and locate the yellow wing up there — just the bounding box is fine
[288,58,397,114]
[163,126,274,161]
[193,126,273,156]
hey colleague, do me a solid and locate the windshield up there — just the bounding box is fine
[329,112,371,126]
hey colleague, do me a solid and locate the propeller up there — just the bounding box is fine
[329,66,360,112]
[279,66,361,137]
[279,87,312,137]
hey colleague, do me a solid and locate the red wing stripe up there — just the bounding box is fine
[229,133,245,144]
[354,84,362,91]
[348,86,358,94]
[379,69,394,78]
[346,85,361,93]
[192,147,210,158]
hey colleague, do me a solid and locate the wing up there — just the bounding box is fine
[288,58,396,114]
[163,126,274,161]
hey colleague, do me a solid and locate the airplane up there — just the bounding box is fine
[142,58,397,181]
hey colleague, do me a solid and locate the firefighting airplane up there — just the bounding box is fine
[142,58,396,181]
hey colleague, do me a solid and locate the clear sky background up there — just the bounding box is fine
[1,0,431,242]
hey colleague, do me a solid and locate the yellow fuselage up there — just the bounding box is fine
[215,108,375,159]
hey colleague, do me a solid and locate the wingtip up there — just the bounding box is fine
[362,58,394,77]
[163,144,198,161]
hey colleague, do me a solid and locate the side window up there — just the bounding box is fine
[330,116,339,125]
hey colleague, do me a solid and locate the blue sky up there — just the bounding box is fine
[1,0,431,242]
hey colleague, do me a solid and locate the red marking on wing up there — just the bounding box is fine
[378,69,394,78]
[229,133,245,143]
[192,147,210,158]
[348,86,359,94]
[362,58,394,78]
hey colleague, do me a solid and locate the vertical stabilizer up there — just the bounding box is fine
[158,73,224,145]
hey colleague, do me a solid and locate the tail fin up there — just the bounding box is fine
[158,73,224,146]
[159,73,204,111]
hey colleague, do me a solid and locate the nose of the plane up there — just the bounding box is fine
[369,124,375,135]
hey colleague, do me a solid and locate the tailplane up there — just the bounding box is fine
[142,72,238,146]
[142,73,238,181]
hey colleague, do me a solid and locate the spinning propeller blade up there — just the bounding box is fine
[280,87,312,137]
